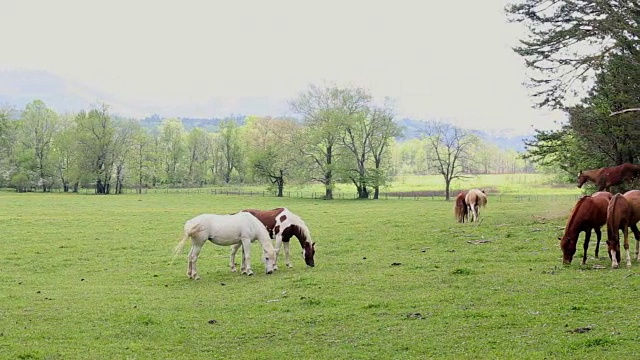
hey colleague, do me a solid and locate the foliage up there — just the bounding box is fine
[506,0,640,109]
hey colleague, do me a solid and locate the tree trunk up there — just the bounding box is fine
[373,186,379,199]
[445,179,451,201]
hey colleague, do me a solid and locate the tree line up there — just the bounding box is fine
[0,84,530,199]
[506,1,640,181]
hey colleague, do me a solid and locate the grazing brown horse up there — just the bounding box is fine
[559,191,612,265]
[606,190,640,268]
[465,189,487,222]
[241,208,315,269]
[578,163,640,191]
[453,191,468,223]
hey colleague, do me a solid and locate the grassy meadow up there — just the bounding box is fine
[2,175,640,359]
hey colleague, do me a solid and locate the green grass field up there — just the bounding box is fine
[2,175,639,359]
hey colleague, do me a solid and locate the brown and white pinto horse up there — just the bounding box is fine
[464,189,487,222]
[578,163,640,191]
[240,207,315,269]
[606,190,640,268]
[559,191,612,265]
[453,191,468,223]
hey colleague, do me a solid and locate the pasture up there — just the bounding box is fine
[2,189,640,359]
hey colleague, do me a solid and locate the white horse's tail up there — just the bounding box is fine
[173,219,203,257]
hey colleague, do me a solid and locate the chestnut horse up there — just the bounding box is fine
[606,190,640,268]
[578,163,640,191]
[559,191,612,265]
[241,207,315,269]
[465,189,487,222]
[453,191,468,223]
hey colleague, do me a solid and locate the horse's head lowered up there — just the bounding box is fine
[559,234,577,264]
[577,171,589,188]
[303,241,316,267]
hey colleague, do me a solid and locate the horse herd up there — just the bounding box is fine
[173,164,640,279]
[174,208,315,280]
[562,163,640,268]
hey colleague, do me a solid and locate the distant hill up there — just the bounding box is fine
[1,69,532,152]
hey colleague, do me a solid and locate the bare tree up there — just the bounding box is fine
[423,122,479,200]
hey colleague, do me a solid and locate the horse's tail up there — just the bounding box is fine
[173,219,203,257]
[454,193,467,223]
[607,194,623,241]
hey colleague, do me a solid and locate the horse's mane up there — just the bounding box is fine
[565,196,589,230]
[284,208,312,244]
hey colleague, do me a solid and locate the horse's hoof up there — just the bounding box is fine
[246,271,254,276]
[194,275,201,280]
[266,270,273,274]
[231,268,237,272]
[286,264,293,268]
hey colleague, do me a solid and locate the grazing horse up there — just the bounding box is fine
[606,190,640,268]
[578,163,640,191]
[453,191,468,223]
[559,191,612,265]
[174,212,276,280]
[465,189,487,222]
[241,207,315,269]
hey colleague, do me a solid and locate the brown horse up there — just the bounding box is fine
[453,191,468,223]
[559,191,612,265]
[241,207,315,269]
[465,189,487,222]
[578,163,640,191]
[606,190,640,268]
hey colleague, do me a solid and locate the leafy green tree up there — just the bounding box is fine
[245,116,304,196]
[218,120,243,184]
[51,113,79,192]
[290,84,369,199]
[75,104,116,194]
[128,125,154,194]
[185,127,209,186]
[159,118,186,186]
[506,0,640,109]
[19,100,59,191]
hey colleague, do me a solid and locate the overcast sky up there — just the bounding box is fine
[1,0,567,134]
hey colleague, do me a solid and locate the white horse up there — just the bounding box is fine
[174,212,276,280]
[465,189,488,223]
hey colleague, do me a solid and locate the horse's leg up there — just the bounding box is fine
[273,235,282,271]
[187,240,206,280]
[581,230,592,265]
[283,240,292,268]
[623,226,632,267]
[240,238,253,276]
[593,227,602,259]
[229,243,241,272]
[630,224,640,261]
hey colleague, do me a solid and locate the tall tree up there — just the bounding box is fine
[19,100,59,191]
[75,104,115,194]
[218,120,243,184]
[128,125,153,194]
[506,0,640,109]
[423,122,479,201]
[290,84,369,199]
[185,127,209,186]
[368,103,402,199]
[245,116,304,197]
[159,118,186,186]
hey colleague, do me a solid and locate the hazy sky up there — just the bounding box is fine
[1,0,567,134]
